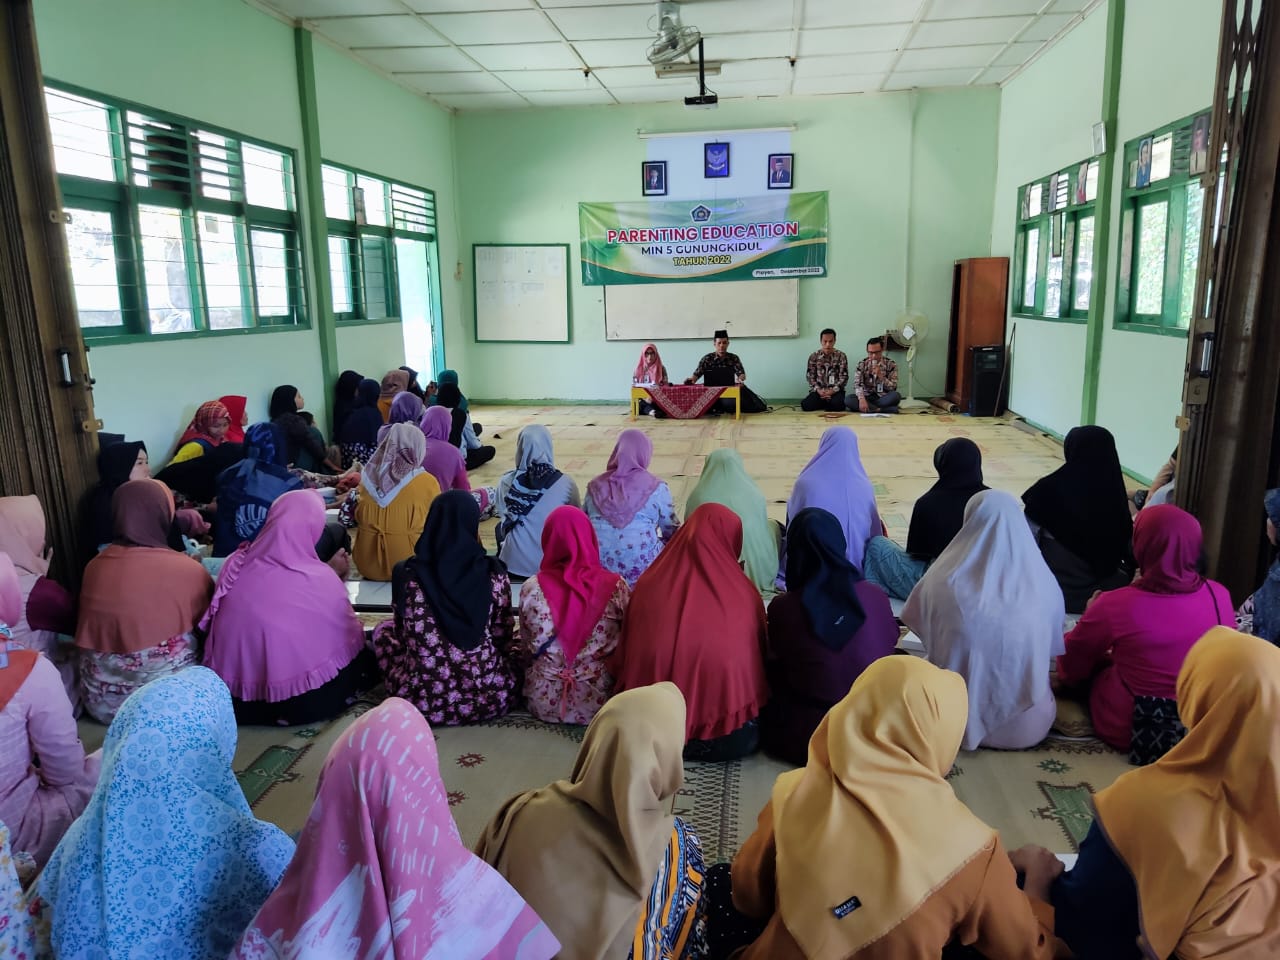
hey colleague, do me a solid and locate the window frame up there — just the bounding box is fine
[1113,107,1211,337]
[47,80,310,344]
[1012,158,1100,325]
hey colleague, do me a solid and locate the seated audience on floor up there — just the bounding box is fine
[330,369,364,443]
[230,698,559,959]
[516,506,629,725]
[80,439,154,555]
[340,423,439,582]
[74,480,212,724]
[782,425,880,580]
[374,491,517,726]
[760,508,897,766]
[903,490,1063,750]
[476,683,705,960]
[428,367,474,421]
[167,399,232,466]
[0,554,99,870]
[496,425,580,579]
[584,429,679,587]
[864,436,987,600]
[377,368,409,422]
[1048,627,1280,958]
[632,342,670,418]
[154,439,245,509]
[1131,446,1177,514]
[217,394,248,444]
[1236,487,1280,644]
[269,385,338,472]
[211,422,305,558]
[684,330,768,414]
[201,490,377,727]
[376,389,424,444]
[35,668,295,960]
[1023,425,1134,613]
[611,503,768,762]
[686,448,779,592]
[1057,504,1232,752]
[399,364,428,400]
[437,382,495,471]
[800,328,848,412]
[419,404,470,492]
[712,656,1057,960]
[336,377,382,469]
[846,335,900,413]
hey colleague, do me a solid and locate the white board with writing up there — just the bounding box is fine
[473,244,570,342]
[604,279,799,341]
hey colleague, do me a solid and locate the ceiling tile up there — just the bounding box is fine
[688,0,793,34]
[1049,0,1091,11]
[395,71,512,94]
[408,0,525,10]
[912,16,1033,46]
[418,10,561,45]
[993,40,1044,66]
[464,42,583,71]
[358,45,479,72]
[604,84,688,104]
[702,32,793,61]
[975,65,1017,84]
[929,0,1047,18]
[314,16,445,48]
[496,69,597,92]
[544,4,653,41]
[715,58,792,82]
[538,0,651,6]
[265,0,404,17]
[792,73,883,95]
[712,80,788,99]
[798,24,912,56]
[522,89,616,106]
[794,52,896,77]
[1021,13,1078,41]
[572,38,652,67]
[883,68,981,89]
[802,0,918,29]
[432,91,529,110]
[897,43,1005,71]
[593,65,676,86]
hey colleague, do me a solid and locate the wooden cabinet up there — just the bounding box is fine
[946,257,1009,410]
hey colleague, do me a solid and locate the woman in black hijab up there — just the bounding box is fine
[1023,424,1134,613]
[337,378,383,469]
[269,385,338,472]
[331,370,364,442]
[863,437,988,601]
[81,440,150,553]
[437,383,496,471]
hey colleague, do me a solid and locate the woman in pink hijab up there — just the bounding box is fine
[583,430,679,586]
[201,490,378,726]
[229,698,560,960]
[419,404,471,493]
[516,506,630,724]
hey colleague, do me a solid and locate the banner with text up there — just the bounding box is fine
[579,191,828,285]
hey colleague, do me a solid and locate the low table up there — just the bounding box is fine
[631,384,741,420]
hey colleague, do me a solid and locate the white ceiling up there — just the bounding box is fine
[248,0,1104,111]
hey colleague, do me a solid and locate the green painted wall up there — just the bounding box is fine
[453,89,999,403]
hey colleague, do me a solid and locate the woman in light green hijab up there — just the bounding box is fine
[684,448,780,591]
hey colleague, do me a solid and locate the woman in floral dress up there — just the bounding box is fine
[584,429,679,587]
[373,490,518,726]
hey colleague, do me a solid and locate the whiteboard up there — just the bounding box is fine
[473,244,570,342]
[604,279,799,341]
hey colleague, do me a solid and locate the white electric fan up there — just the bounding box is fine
[892,310,931,410]
[646,2,702,64]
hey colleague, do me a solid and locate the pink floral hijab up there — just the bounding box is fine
[229,697,560,960]
[360,423,427,507]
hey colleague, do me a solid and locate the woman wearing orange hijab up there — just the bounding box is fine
[1046,626,1280,958]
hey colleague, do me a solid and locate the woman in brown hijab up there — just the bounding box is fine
[74,479,212,723]
[475,682,707,960]
[377,369,410,423]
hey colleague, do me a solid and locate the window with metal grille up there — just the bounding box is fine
[1013,157,1100,323]
[47,84,306,340]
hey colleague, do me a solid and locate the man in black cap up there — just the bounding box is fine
[685,330,767,414]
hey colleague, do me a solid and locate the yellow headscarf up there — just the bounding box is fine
[1094,627,1280,959]
[772,656,995,958]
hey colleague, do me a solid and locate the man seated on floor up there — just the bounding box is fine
[847,335,901,414]
[801,327,848,412]
[685,329,767,414]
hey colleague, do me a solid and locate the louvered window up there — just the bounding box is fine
[1014,157,1101,322]
[48,84,306,339]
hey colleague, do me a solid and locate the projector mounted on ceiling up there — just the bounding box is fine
[646,1,702,65]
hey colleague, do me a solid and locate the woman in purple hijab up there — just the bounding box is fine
[781,426,881,581]
[378,392,425,445]
[419,405,470,493]
[584,430,679,587]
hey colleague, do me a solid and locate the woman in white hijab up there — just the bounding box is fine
[902,489,1064,750]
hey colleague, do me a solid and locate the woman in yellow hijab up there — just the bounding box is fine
[724,656,1057,958]
[1048,626,1280,959]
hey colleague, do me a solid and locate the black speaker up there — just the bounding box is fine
[969,344,1005,417]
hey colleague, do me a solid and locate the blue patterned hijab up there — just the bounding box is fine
[1252,489,1280,646]
[37,667,295,959]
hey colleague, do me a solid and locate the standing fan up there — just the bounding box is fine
[892,310,930,410]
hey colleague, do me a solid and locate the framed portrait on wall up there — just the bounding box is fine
[641,161,667,196]
[1189,113,1210,175]
[767,153,793,189]
[704,142,730,178]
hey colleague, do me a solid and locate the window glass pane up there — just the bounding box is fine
[323,165,352,220]
[392,185,431,233]
[1180,183,1204,329]
[1151,132,1173,182]
[1045,216,1063,318]
[356,175,388,227]
[328,235,353,313]
[1134,200,1169,316]
[252,229,291,317]
[1073,215,1095,312]
[362,235,391,318]
[1026,183,1042,218]
[1085,161,1098,202]
[194,131,237,202]
[139,204,194,334]
[46,89,117,182]
[243,144,289,210]
[1023,227,1039,309]
[198,213,248,330]
[64,208,123,327]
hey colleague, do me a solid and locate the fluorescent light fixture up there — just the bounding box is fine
[655,60,722,78]
[636,124,797,139]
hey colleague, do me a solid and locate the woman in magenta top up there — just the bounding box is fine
[1057,504,1233,750]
